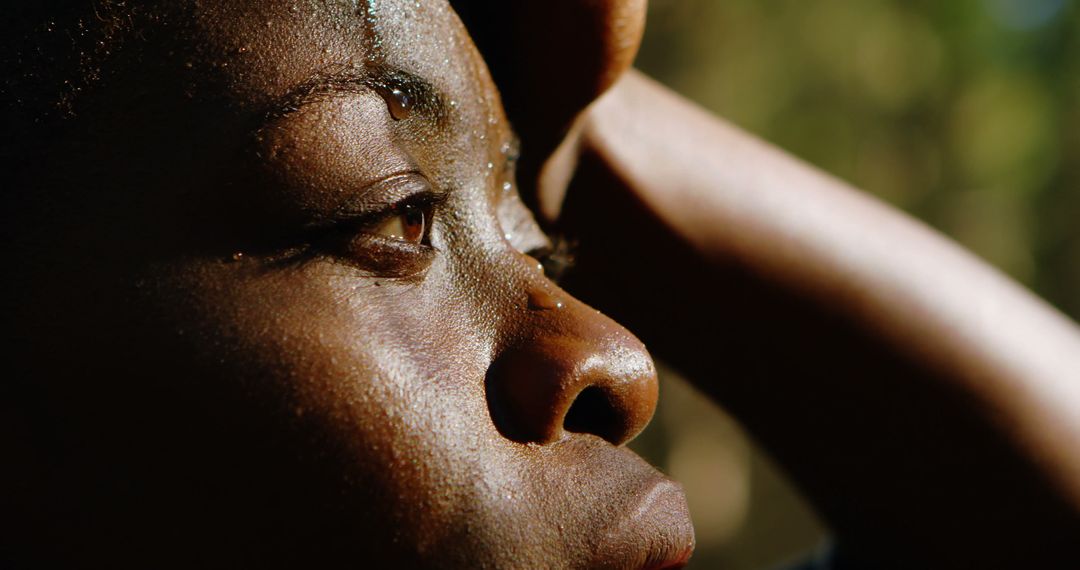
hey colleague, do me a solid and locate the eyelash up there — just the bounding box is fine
[247,178,572,283]
[317,193,579,285]
[527,234,576,284]
[326,191,448,248]
[247,190,447,268]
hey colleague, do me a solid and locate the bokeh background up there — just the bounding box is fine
[627,1,1080,568]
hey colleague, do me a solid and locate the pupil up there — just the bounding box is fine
[401,203,426,241]
[403,205,424,227]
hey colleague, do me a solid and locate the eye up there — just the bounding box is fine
[371,201,430,244]
[526,235,576,284]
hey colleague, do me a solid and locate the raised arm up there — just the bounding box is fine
[548,70,1080,568]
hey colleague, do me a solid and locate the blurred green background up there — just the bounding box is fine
[629,0,1079,568]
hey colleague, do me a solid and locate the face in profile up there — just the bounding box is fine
[4,1,693,568]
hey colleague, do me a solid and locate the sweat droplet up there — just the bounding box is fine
[381,87,412,120]
[527,289,564,311]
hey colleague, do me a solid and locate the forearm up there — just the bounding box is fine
[556,70,1080,565]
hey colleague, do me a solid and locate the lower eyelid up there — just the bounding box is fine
[337,235,437,278]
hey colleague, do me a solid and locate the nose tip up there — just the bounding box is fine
[486,322,659,446]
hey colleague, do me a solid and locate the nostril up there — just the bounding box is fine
[563,386,624,445]
[485,306,658,446]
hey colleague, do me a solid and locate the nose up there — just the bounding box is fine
[486,279,659,446]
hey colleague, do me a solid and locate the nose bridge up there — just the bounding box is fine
[484,252,659,446]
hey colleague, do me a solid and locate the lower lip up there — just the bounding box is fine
[643,552,693,570]
[645,558,692,570]
[595,477,696,570]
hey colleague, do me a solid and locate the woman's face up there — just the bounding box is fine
[15,0,692,567]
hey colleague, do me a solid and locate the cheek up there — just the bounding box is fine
[181,259,498,473]
[262,269,519,549]
[159,257,521,551]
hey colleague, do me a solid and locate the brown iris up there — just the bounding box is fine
[373,202,428,244]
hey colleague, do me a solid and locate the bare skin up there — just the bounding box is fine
[3,1,691,568]
[5,0,1080,568]
[552,73,1080,567]
[460,23,1079,570]
[459,1,1080,566]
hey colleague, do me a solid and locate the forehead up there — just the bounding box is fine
[186,0,502,127]
[173,0,516,216]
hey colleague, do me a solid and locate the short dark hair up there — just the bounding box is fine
[1,2,142,179]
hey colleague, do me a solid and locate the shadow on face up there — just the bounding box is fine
[2,1,692,568]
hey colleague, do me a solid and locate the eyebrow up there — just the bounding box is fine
[264,63,449,126]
